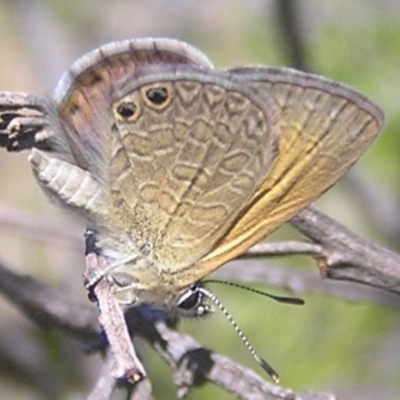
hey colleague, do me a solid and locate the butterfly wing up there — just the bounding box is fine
[54,38,214,176]
[107,67,280,270]
[193,67,384,282]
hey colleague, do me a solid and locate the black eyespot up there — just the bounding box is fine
[178,289,202,310]
[146,87,169,105]
[116,102,136,118]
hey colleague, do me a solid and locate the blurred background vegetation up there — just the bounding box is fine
[0,1,399,399]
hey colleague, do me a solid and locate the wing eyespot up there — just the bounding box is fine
[113,100,141,122]
[141,83,172,110]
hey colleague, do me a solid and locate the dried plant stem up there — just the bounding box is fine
[84,252,146,384]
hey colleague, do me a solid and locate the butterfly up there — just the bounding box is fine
[0,38,384,382]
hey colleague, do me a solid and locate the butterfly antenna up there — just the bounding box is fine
[198,286,280,383]
[205,279,304,306]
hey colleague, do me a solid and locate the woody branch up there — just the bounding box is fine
[1,204,400,398]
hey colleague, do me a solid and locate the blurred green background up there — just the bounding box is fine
[0,1,399,399]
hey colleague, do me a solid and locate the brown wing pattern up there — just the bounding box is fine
[193,67,384,282]
[108,70,279,269]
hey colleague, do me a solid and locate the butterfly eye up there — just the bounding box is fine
[177,286,202,310]
[141,84,172,110]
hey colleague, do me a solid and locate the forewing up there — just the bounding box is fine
[54,38,214,176]
[194,67,384,280]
